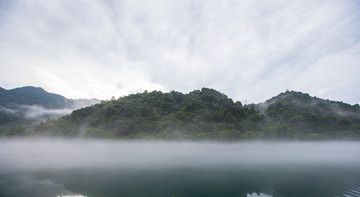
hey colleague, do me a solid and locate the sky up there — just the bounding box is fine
[0,0,359,104]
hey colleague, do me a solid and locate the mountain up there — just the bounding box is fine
[0,86,100,134]
[33,88,360,140]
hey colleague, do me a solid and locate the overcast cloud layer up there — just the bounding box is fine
[0,0,359,104]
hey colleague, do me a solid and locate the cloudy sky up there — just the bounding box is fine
[0,0,359,104]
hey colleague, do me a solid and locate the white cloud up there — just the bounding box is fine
[0,0,359,103]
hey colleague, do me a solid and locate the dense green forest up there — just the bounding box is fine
[31,88,360,140]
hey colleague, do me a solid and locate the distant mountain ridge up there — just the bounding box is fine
[0,86,99,109]
[0,86,100,134]
[33,88,360,140]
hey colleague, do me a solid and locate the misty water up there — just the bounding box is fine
[0,138,360,197]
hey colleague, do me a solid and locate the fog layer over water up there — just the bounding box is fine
[1,138,359,169]
[0,138,360,197]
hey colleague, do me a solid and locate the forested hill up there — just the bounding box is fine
[253,90,360,139]
[34,88,360,140]
[258,91,360,117]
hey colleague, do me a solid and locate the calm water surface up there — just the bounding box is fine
[0,138,359,197]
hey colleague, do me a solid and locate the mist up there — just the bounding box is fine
[1,138,359,197]
[1,138,359,170]
[21,105,73,119]
[0,105,73,120]
[0,97,100,122]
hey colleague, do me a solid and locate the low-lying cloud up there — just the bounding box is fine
[0,105,73,120]
[21,105,73,119]
[0,106,17,114]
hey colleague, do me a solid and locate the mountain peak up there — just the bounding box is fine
[11,86,46,92]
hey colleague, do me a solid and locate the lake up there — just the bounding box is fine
[0,138,359,197]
